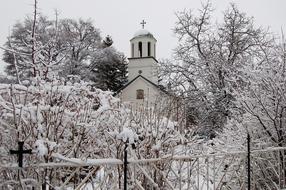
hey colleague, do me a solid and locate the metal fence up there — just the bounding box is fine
[1,147,286,189]
[126,147,286,190]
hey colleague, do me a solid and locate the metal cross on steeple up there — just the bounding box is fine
[140,20,146,29]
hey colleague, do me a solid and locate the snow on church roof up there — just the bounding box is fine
[133,29,155,39]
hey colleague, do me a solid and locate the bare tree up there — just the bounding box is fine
[164,2,270,137]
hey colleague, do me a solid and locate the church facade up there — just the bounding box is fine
[116,27,170,106]
[115,24,186,126]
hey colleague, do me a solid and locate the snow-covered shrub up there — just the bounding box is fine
[114,101,186,189]
[0,77,188,188]
[0,78,120,160]
[0,78,128,187]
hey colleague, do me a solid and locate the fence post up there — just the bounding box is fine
[247,133,251,190]
[47,176,50,190]
[124,143,128,190]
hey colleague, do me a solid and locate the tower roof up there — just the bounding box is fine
[132,29,156,40]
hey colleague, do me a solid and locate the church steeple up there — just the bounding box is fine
[128,22,158,84]
[130,21,157,59]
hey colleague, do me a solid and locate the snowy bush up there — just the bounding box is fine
[0,77,189,188]
[0,78,128,187]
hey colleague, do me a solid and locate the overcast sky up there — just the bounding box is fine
[0,0,285,73]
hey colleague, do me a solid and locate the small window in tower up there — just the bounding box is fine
[136,89,144,99]
[154,44,156,57]
[148,42,151,56]
[138,42,142,57]
[132,43,134,57]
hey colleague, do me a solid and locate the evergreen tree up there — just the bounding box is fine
[89,46,128,91]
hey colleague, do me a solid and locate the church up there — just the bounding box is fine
[116,22,171,107]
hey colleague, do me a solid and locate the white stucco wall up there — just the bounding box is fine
[127,57,158,84]
[117,76,181,122]
[118,77,166,105]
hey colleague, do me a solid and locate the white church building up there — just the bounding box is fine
[116,24,170,106]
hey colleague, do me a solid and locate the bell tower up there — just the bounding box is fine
[128,20,158,84]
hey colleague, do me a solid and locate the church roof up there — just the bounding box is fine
[114,75,168,96]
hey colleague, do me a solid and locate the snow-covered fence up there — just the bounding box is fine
[1,147,286,189]
[0,157,123,190]
[128,146,286,190]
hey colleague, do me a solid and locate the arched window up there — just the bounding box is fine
[131,43,134,57]
[138,42,142,57]
[136,89,144,99]
[148,42,151,56]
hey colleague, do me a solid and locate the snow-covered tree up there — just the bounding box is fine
[163,2,269,137]
[55,18,102,77]
[158,4,286,187]
[2,15,57,79]
[2,14,127,91]
[199,33,286,189]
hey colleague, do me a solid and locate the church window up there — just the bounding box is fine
[138,42,142,57]
[148,42,151,56]
[136,89,144,99]
[132,43,134,57]
[154,44,156,57]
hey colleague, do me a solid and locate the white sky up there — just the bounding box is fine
[0,0,285,73]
